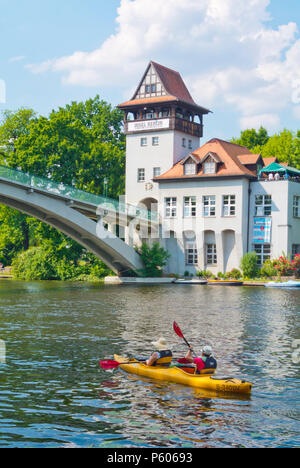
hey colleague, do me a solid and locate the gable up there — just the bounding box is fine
[180,153,199,165]
[200,152,222,164]
[133,63,167,100]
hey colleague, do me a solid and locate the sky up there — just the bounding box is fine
[1,0,300,142]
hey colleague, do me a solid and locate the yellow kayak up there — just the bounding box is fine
[114,355,252,395]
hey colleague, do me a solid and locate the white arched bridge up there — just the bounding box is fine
[0,165,158,276]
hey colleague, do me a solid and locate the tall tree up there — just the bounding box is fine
[3,96,125,198]
[231,127,269,153]
[0,96,126,269]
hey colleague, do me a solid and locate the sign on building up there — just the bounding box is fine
[253,217,272,243]
[127,119,170,132]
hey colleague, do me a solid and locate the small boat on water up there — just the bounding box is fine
[175,279,207,285]
[113,355,252,395]
[265,280,300,288]
[208,280,243,286]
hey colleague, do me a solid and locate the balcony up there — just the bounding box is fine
[124,117,203,137]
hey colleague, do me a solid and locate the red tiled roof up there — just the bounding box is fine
[238,154,261,165]
[118,96,178,108]
[151,61,195,105]
[154,138,256,181]
[118,61,211,114]
[263,157,278,166]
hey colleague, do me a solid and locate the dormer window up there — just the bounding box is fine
[203,161,216,174]
[181,153,199,176]
[200,152,221,175]
[184,163,196,175]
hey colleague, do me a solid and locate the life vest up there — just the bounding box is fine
[152,350,173,367]
[196,356,217,375]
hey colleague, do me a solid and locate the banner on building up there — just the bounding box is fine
[253,218,272,243]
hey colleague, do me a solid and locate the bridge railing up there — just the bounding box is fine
[0,165,158,223]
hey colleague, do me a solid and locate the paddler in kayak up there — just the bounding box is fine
[145,337,173,367]
[185,345,217,374]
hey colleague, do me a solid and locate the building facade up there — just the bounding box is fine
[119,62,300,275]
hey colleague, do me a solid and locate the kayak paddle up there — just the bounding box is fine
[100,359,144,370]
[173,321,197,358]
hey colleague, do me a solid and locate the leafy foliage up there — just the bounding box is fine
[260,259,278,278]
[0,97,124,279]
[11,246,113,281]
[137,242,170,278]
[232,127,300,169]
[240,252,259,278]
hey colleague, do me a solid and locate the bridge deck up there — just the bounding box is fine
[0,165,158,224]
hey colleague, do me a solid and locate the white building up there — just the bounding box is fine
[118,62,300,275]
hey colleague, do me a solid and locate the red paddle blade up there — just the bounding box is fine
[99,360,120,370]
[176,358,191,364]
[173,321,184,338]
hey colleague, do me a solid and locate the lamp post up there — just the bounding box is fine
[103,177,108,198]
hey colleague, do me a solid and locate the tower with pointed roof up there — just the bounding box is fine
[118,61,211,209]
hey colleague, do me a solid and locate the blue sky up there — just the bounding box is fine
[1,0,300,142]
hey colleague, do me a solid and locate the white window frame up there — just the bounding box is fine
[137,168,145,183]
[140,137,147,147]
[203,161,216,174]
[152,136,159,146]
[165,197,177,218]
[183,196,197,217]
[184,163,196,175]
[293,196,300,218]
[255,195,272,216]
[203,195,216,217]
[254,244,271,265]
[153,167,161,178]
[223,195,236,217]
[185,242,198,265]
[206,244,217,265]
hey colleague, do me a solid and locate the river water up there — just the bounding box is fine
[0,280,299,448]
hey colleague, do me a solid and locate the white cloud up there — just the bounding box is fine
[9,56,26,63]
[27,0,300,132]
[240,113,280,132]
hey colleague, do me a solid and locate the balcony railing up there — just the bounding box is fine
[125,117,203,137]
[0,165,158,223]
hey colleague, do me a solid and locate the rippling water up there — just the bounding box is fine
[0,280,299,448]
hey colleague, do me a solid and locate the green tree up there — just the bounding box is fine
[231,127,269,153]
[0,108,36,161]
[0,96,126,273]
[3,97,125,198]
[240,252,259,279]
[232,127,300,169]
[137,242,170,277]
[260,129,300,169]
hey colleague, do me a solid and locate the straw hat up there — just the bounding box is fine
[151,337,169,351]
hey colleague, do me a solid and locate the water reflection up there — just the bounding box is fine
[0,281,299,447]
